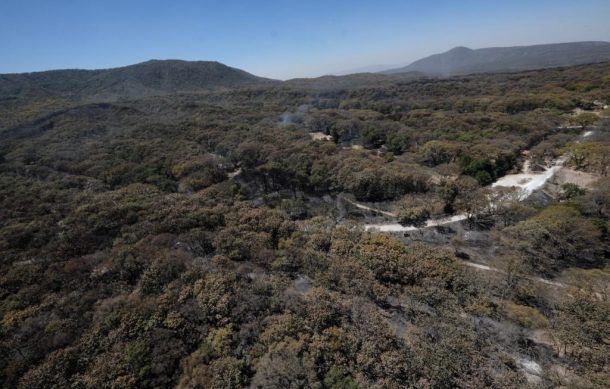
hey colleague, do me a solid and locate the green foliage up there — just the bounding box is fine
[345,167,429,202]
[356,234,462,288]
[125,340,151,378]
[560,183,586,200]
[565,141,610,175]
[420,140,461,166]
[458,152,516,186]
[323,367,358,389]
[503,205,604,274]
[500,301,549,329]
[553,294,610,373]
[569,112,599,128]
[397,194,443,227]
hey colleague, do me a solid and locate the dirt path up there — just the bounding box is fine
[361,129,596,231]
[341,196,468,230]
[460,260,569,288]
[365,214,468,232]
[341,196,397,217]
[345,128,603,293]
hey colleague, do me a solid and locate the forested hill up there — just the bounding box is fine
[0,60,276,100]
[383,41,610,75]
[285,71,427,90]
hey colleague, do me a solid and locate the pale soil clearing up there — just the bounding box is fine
[553,167,599,189]
[228,167,242,179]
[308,131,333,141]
[492,156,566,199]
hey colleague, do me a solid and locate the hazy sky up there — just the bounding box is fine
[1,0,610,79]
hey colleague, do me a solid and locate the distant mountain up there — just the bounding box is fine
[335,64,396,75]
[383,41,610,76]
[0,60,275,100]
[285,71,426,90]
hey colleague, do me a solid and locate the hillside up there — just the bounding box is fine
[0,60,275,100]
[383,41,610,75]
[285,71,426,90]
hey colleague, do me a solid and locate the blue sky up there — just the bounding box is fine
[1,0,609,79]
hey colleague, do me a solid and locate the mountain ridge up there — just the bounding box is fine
[383,41,610,76]
[0,59,276,100]
[2,41,610,100]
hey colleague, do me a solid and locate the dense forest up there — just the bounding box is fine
[0,61,609,388]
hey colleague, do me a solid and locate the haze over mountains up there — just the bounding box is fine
[383,41,610,76]
[1,41,610,101]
